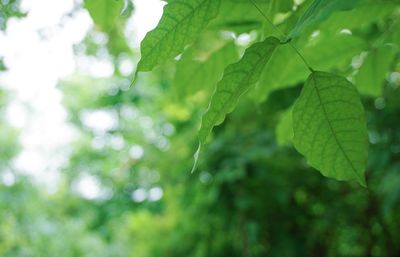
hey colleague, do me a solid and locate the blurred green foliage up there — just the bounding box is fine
[0,0,25,30]
[1,0,400,256]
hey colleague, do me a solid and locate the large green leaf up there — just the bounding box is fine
[288,0,359,38]
[355,45,396,97]
[173,41,239,100]
[137,0,221,72]
[198,37,280,146]
[293,71,368,186]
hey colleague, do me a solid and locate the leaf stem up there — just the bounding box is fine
[248,0,314,72]
[289,43,314,73]
[248,0,286,39]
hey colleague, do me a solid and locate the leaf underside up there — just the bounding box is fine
[137,0,221,72]
[293,71,368,186]
[198,36,280,146]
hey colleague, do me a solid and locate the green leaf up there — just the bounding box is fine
[137,0,221,72]
[355,45,395,97]
[288,0,359,38]
[173,41,239,100]
[198,36,280,146]
[293,71,368,186]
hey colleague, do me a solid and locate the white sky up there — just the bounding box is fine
[0,0,164,193]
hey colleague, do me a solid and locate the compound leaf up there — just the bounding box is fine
[293,71,368,186]
[137,0,221,72]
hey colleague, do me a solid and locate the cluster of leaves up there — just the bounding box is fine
[1,0,400,256]
[135,0,400,186]
[56,63,400,257]
[57,1,400,256]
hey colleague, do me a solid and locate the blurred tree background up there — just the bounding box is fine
[1,0,400,256]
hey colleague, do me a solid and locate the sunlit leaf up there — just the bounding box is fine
[137,0,221,72]
[293,71,368,186]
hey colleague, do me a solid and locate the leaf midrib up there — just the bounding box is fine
[202,42,276,143]
[310,73,363,182]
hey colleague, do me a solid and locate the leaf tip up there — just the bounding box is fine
[120,0,129,16]
[190,144,202,174]
[358,175,367,188]
[129,70,139,88]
